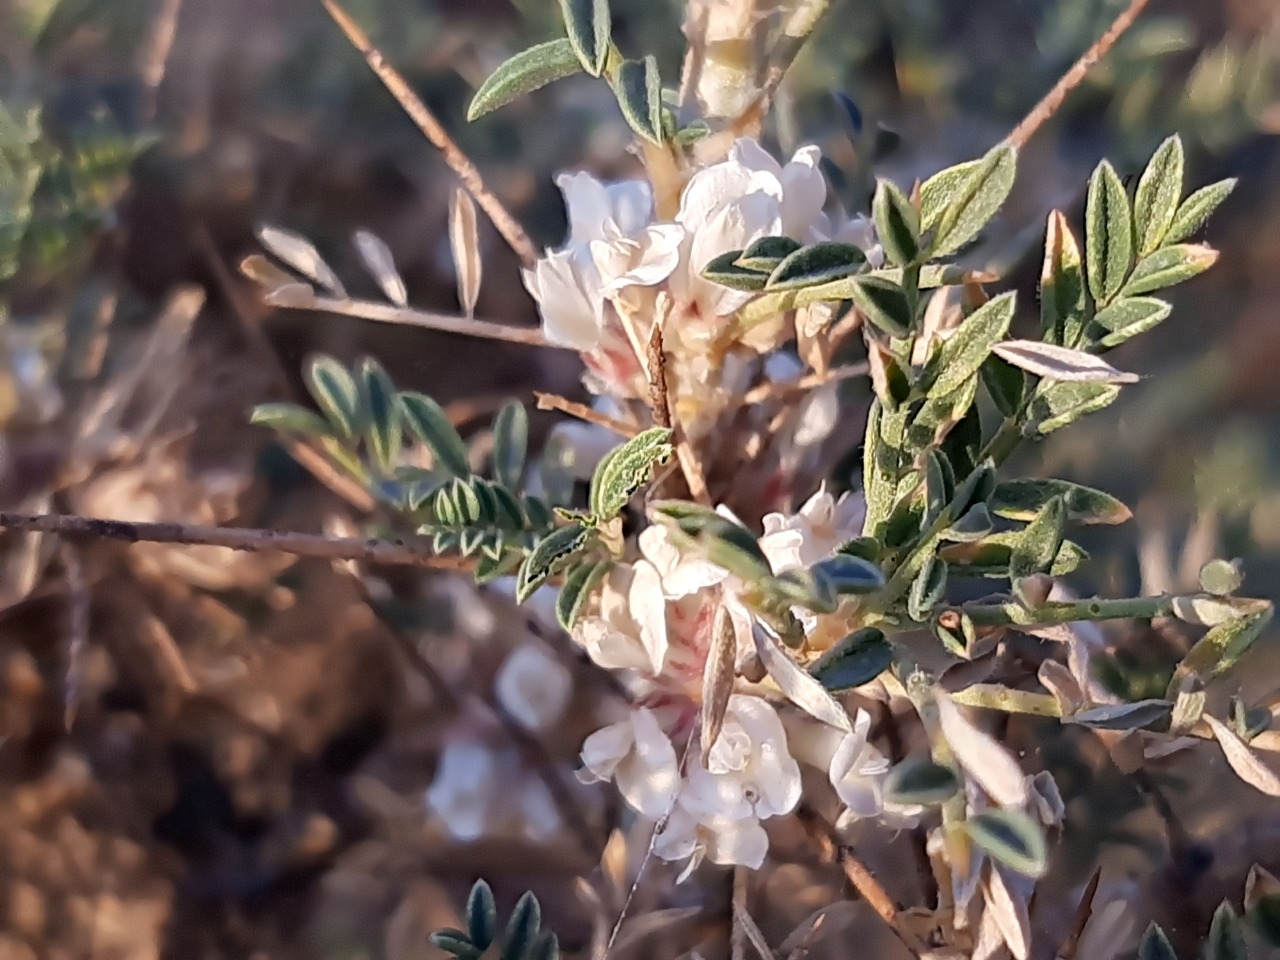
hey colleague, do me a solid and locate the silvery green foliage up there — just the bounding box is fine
[249,0,1273,951]
[430,881,560,960]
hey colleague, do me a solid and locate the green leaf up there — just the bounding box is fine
[965,809,1048,878]
[809,555,885,595]
[767,567,838,615]
[872,178,920,266]
[930,292,1017,396]
[981,355,1026,418]
[1040,210,1087,347]
[991,479,1131,525]
[614,57,663,144]
[944,503,993,543]
[765,241,866,291]
[836,537,881,562]
[1067,699,1173,731]
[1176,606,1273,685]
[1250,895,1280,948]
[1200,559,1244,597]
[1164,178,1236,244]
[516,523,594,603]
[402,391,471,477]
[908,556,948,621]
[941,537,1087,579]
[589,427,673,520]
[809,627,892,692]
[467,880,498,950]
[700,249,769,291]
[1136,923,1177,960]
[556,561,610,632]
[430,930,483,960]
[1009,496,1066,578]
[305,355,362,439]
[735,236,802,273]
[1026,381,1120,435]
[1085,159,1134,305]
[359,357,401,473]
[1091,296,1172,349]
[1206,901,1247,960]
[1119,243,1218,297]
[559,0,610,76]
[1134,135,1184,256]
[883,757,959,806]
[250,403,334,438]
[528,933,561,960]
[501,891,542,960]
[492,402,528,490]
[850,275,912,337]
[444,477,485,525]
[691,515,773,582]
[922,143,1017,257]
[467,40,584,121]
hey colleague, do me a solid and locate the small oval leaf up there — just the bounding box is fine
[614,56,664,145]
[883,756,958,806]
[992,340,1138,384]
[588,427,673,520]
[966,809,1048,879]
[559,0,611,76]
[492,401,529,490]
[402,391,471,477]
[809,627,892,692]
[467,40,584,121]
[1134,135,1184,256]
[765,241,866,291]
[1085,159,1134,305]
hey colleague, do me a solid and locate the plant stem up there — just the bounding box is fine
[319,0,540,267]
[0,512,471,571]
[958,594,1178,628]
[292,292,555,348]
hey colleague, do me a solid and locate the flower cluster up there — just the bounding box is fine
[563,486,920,875]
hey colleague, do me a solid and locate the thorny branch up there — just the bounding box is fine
[319,0,540,267]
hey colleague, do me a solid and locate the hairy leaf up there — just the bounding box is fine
[556,561,610,632]
[1009,496,1066,578]
[516,523,594,604]
[993,340,1138,384]
[851,274,913,337]
[1134,135,1184,256]
[991,478,1131,525]
[883,757,958,806]
[1040,210,1086,346]
[559,0,611,76]
[402,391,471,476]
[809,627,892,691]
[1026,381,1120,435]
[492,401,529,490]
[251,402,334,438]
[1092,296,1172,348]
[467,880,498,949]
[1085,160,1133,305]
[1120,243,1218,297]
[966,809,1048,878]
[589,427,673,520]
[467,40,583,120]
[354,230,407,306]
[930,292,1017,396]
[614,57,663,144]
[922,143,1017,257]
[766,241,866,291]
[1164,178,1236,244]
[305,355,362,439]
[872,178,920,266]
[1067,700,1172,731]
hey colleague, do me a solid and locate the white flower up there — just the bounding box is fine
[573,561,669,674]
[828,710,891,817]
[579,707,680,818]
[522,246,607,351]
[556,172,654,245]
[654,801,770,879]
[665,140,829,326]
[494,644,572,732]
[681,696,802,821]
[425,737,499,841]
[759,487,867,572]
[638,519,731,598]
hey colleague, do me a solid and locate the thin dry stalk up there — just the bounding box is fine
[301,293,554,348]
[1057,866,1102,960]
[534,392,640,437]
[1005,0,1152,149]
[283,439,378,512]
[141,611,199,698]
[61,545,90,729]
[741,361,869,405]
[645,322,672,430]
[140,0,184,121]
[799,807,928,958]
[319,0,539,267]
[0,512,471,571]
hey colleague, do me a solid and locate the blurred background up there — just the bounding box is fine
[2,0,1280,957]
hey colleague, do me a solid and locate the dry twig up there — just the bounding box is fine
[0,512,470,571]
[297,293,555,348]
[1005,0,1152,149]
[535,393,640,438]
[320,0,540,266]
[798,807,928,958]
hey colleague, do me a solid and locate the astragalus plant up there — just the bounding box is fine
[238,0,1276,957]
